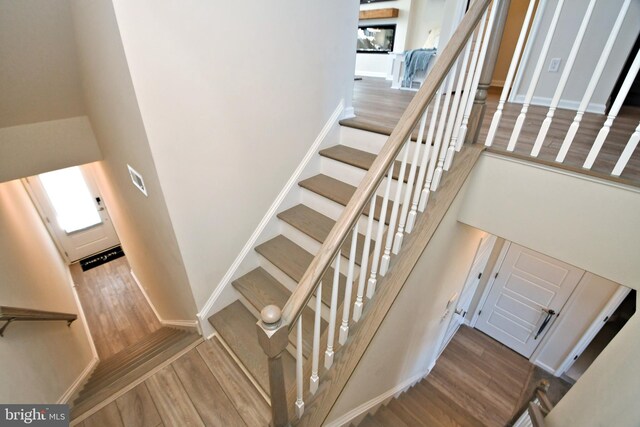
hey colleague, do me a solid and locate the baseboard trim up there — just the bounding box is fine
[197,99,345,336]
[324,368,430,427]
[130,269,200,335]
[355,71,388,78]
[510,94,606,114]
[58,357,99,404]
[341,106,355,120]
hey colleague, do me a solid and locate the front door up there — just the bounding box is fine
[475,243,584,357]
[25,165,120,263]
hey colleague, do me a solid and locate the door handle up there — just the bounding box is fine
[534,308,556,340]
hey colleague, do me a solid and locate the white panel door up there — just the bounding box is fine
[25,165,120,263]
[476,243,584,357]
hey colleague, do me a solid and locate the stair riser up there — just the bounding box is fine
[279,221,362,277]
[300,188,381,233]
[256,253,331,320]
[339,126,390,154]
[320,156,407,202]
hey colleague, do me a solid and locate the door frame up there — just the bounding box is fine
[22,164,118,264]
[469,241,511,327]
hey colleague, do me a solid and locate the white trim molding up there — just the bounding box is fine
[510,94,606,114]
[197,100,345,337]
[324,369,431,427]
[58,357,99,404]
[130,269,200,334]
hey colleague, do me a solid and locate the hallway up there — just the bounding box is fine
[70,256,161,360]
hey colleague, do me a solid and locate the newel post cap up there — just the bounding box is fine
[260,305,282,329]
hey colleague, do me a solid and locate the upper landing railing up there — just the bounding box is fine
[0,305,77,337]
[256,0,638,424]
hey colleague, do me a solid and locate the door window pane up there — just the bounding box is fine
[39,167,102,233]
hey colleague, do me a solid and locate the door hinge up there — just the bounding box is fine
[477,272,482,279]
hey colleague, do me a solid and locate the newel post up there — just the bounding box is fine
[466,0,512,144]
[256,305,290,427]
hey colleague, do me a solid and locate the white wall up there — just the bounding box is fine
[110,0,359,311]
[0,117,101,183]
[327,185,485,423]
[0,0,85,128]
[458,153,640,290]
[0,179,93,403]
[546,298,639,427]
[0,1,102,182]
[70,0,198,322]
[405,0,447,50]
[511,0,640,112]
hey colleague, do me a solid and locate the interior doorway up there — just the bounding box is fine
[562,289,636,383]
[24,164,120,263]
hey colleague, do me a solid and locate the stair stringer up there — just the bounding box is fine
[292,145,485,426]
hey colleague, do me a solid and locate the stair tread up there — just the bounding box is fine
[232,267,327,359]
[320,145,410,183]
[255,235,347,309]
[398,387,448,427]
[387,399,425,426]
[90,328,181,377]
[415,381,484,427]
[278,204,373,267]
[71,330,200,420]
[209,300,296,395]
[373,406,409,427]
[299,174,396,225]
[78,329,191,396]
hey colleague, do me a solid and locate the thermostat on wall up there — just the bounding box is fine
[127,164,148,196]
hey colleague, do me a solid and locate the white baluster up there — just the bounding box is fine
[354,192,377,321]
[367,164,394,299]
[295,317,304,418]
[452,12,487,152]
[309,274,322,394]
[339,223,359,345]
[612,122,640,177]
[507,0,565,152]
[324,256,340,369]
[531,0,596,157]
[380,143,410,276]
[394,112,428,254]
[485,0,536,147]
[431,62,459,191]
[556,0,632,163]
[443,38,473,170]
[584,48,640,169]
[457,4,498,151]
[406,99,438,234]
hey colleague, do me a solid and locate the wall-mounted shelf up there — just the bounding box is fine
[359,8,399,20]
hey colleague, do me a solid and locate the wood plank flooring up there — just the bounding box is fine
[341,77,640,182]
[75,336,270,427]
[364,325,560,427]
[71,257,162,360]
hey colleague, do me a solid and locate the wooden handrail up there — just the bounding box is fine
[0,305,77,336]
[278,0,494,332]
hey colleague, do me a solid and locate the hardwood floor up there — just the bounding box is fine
[341,77,640,182]
[363,325,570,427]
[73,336,270,427]
[71,257,162,360]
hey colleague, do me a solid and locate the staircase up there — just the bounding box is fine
[209,143,394,396]
[359,379,484,427]
[71,327,200,420]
